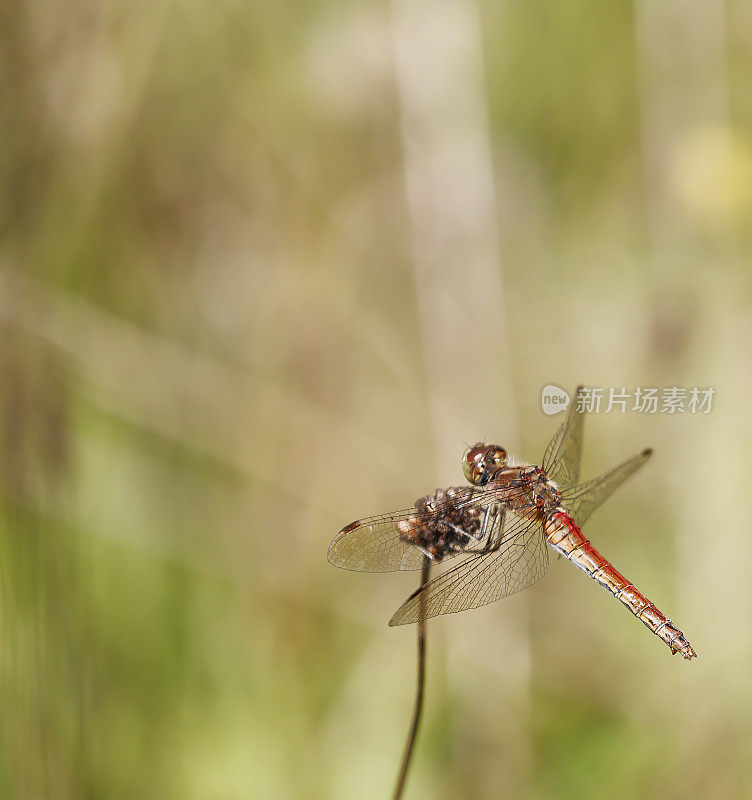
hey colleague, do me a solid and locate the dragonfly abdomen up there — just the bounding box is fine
[544,511,697,660]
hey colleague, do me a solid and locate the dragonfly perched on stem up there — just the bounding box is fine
[328,386,696,659]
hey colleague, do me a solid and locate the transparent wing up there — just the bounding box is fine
[328,509,438,572]
[562,448,652,528]
[388,513,549,625]
[542,385,585,490]
[328,485,530,573]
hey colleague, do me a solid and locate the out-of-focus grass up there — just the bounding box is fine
[1,1,752,798]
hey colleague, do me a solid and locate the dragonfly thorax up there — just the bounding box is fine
[487,464,564,521]
[525,465,563,512]
[462,443,507,486]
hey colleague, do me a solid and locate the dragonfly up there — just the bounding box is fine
[328,387,697,659]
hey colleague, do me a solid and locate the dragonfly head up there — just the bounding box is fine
[462,443,507,486]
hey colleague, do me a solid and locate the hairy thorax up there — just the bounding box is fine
[490,465,563,521]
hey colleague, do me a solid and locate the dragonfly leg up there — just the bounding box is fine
[483,504,506,553]
[464,504,505,554]
[473,506,494,540]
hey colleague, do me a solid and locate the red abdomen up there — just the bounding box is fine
[544,511,696,659]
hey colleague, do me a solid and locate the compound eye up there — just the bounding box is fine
[462,446,488,485]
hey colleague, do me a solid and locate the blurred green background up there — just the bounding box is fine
[1,0,751,798]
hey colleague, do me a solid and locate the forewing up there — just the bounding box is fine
[388,513,549,625]
[542,386,585,490]
[328,509,432,572]
[562,448,652,528]
[328,485,530,573]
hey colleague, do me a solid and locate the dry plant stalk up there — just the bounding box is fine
[392,555,430,800]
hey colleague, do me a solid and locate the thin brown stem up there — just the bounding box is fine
[392,555,431,800]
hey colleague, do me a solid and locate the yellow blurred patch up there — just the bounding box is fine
[669,123,752,231]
